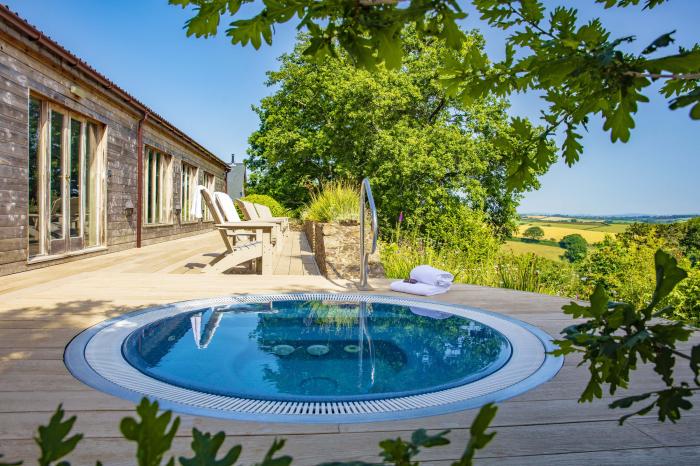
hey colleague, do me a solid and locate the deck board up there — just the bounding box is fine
[0,231,697,464]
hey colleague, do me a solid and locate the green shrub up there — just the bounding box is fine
[301,181,359,223]
[240,194,290,217]
[667,266,700,326]
[560,233,588,263]
[575,235,662,307]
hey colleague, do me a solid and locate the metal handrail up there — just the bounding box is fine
[358,178,378,290]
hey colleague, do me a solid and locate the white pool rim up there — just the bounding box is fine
[64,293,563,423]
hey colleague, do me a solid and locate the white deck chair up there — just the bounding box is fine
[236,199,289,241]
[199,188,276,274]
[253,203,290,234]
[234,197,287,249]
[213,191,260,244]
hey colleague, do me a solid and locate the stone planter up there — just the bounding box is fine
[304,220,385,281]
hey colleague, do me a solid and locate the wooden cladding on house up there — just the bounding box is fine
[27,96,106,260]
[0,11,230,276]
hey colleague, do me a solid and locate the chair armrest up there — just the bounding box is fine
[215,222,277,229]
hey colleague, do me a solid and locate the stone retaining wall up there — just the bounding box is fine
[304,221,384,281]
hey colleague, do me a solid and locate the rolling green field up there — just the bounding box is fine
[516,219,628,243]
[505,217,633,261]
[502,239,565,262]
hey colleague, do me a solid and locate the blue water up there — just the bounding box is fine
[123,300,511,402]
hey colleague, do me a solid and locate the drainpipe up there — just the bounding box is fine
[136,111,149,248]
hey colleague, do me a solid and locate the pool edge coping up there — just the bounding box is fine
[64,292,564,424]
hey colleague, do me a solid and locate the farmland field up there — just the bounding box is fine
[516,221,624,243]
[529,222,629,234]
[502,240,565,262]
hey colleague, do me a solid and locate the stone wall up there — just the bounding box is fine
[304,220,384,281]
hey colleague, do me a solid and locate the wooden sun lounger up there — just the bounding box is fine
[236,199,289,241]
[252,203,290,233]
[200,188,277,274]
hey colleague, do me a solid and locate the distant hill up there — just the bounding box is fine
[519,213,698,224]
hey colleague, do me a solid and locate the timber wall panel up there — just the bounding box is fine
[0,26,228,276]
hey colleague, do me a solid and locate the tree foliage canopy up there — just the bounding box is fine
[245,30,546,240]
[171,0,699,189]
[560,233,588,262]
[523,225,544,240]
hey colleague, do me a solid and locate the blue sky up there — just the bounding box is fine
[6,0,698,215]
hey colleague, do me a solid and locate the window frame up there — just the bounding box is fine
[180,161,199,223]
[143,146,174,226]
[27,94,107,262]
[201,171,215,222]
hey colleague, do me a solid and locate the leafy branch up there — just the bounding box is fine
[171,0,700,190]
[553,249,699,424]
[35,404,83,466]
[0,400,498,466]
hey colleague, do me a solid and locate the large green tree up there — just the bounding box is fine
[247,31,546,240]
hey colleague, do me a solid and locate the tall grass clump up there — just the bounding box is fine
[381,215,501,286]
[381,236,498,286]
[496,252,579,296]
[381,231,579,297]
[302,180,359,223]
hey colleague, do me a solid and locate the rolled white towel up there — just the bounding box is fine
[193,185,206,219]
[410,265,454,288]
[390,279,449,297]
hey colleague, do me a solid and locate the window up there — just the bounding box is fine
[27,96,105,259]
[180,162,199,222]
[144,148,173,225]
[28,98,41,256]
[202,172,215,221]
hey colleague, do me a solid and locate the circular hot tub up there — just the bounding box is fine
[65,293,562,422]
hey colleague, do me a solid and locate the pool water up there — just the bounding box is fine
[122,300,512,402]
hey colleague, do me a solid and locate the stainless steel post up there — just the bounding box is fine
[359,178,378,290]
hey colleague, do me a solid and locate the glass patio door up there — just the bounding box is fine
[28,98,103,259]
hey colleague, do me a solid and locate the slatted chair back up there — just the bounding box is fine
[214,192,241,222]
[254,203,274,219]
[200,187,233,252]
[236,199,261,221]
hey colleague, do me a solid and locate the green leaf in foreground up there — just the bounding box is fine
[254,438,292,466]
[120,398,180,466]
[179,428,242,466]
[453,403,498,466]
[35,404,83,466]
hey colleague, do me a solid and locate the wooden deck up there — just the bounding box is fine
[272,230,321,276]
[0,232,697,464]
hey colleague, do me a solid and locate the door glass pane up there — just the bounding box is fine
[28,98,41,256]
[85,122,99,246]
[146,149,152,224]
[49,110,64,240]
[155,153,160,223]
[69,119,81,237]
